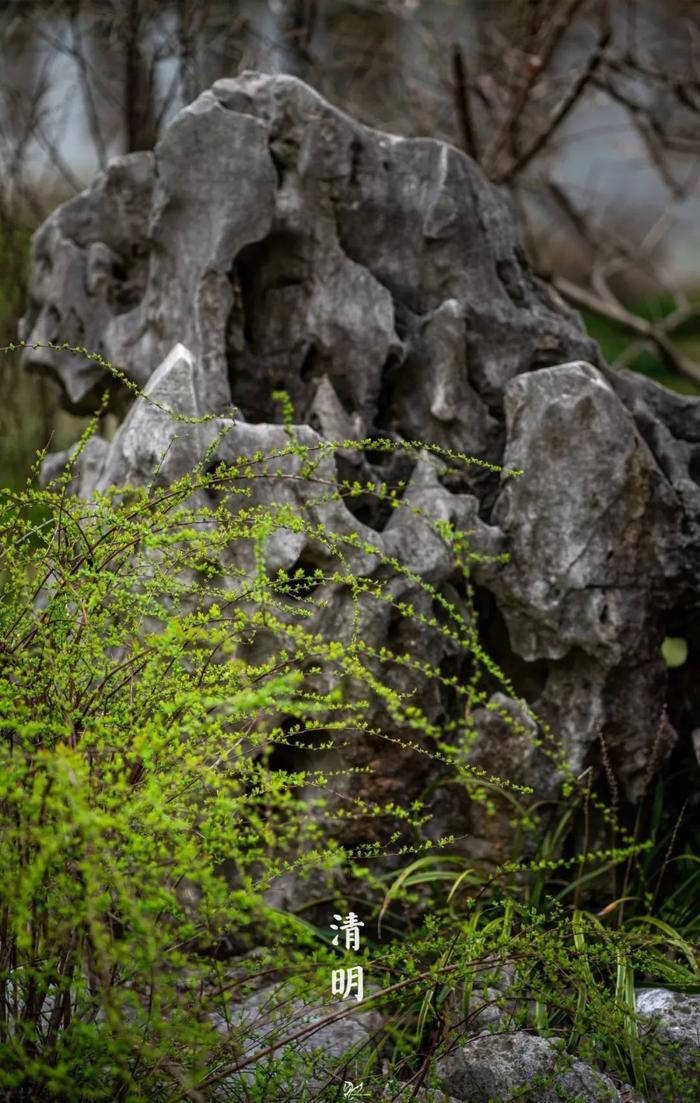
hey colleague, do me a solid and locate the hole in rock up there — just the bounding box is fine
[236,232,311,307]
[334,452,406,532]
[111,241,149,315]
[227,232,313,422]
[46,304,62,343]
[268,716,335,772]
[299,344,332,392]
[496,258,526,307]
[202,460,227,503]
[653,610,700,752]
[360,432,416,490]
[437,459,503,523]
[525,345,570,374]
[431,581,471,636]
[264,737,303,776]
[268,145,286,188]
[275,549,329,597]
[300,346,316,383]
[470,585,549,701]
[349,137,363,187]
[374,347,407,435]
[436,651,471,716]
[688,448,700,487]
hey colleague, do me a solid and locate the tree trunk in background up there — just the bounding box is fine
[277,0,318,77]
[123,0,156,152]
[176,0,199,107]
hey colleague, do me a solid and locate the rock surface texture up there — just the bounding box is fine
[23,71,700,840]
[635,989,700,1098]
[209,980,380,1100]
[436,1032,623,1102]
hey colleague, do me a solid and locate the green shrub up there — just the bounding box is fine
[0,344,697,1102]
[0,384,526,1099]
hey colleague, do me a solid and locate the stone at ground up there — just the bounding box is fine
[635,989,700,1101]
[381,1086,460,1102]
[435,1031,622,1102]
[209,979,380,1101]
[636,988,700,1053]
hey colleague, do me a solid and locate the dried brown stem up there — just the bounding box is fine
[551,274,700,385]
[483,0,588,176]
[494,22,611,184]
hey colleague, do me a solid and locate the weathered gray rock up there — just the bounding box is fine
[210,979,380,1100]
[381,1087,460,1103]
[448,984,517,1035]
[636,988,700,1100]
[21,151,155,410]
[458,691,559,860]
[483,361,684,798]
[22,70,700,826]
[213,978,378,1052]
[21,69,596,425]
[435,1031,622,1102]
[636,988,700,1052]
[38,434,109,494]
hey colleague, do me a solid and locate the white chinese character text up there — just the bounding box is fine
[331,965,364,1002]
[330,911,364,951]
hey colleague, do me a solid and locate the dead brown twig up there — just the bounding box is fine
[551,274,700,385]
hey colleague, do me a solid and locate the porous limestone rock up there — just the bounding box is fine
[435,1031,622,1102]
[635,988,700,1098]
[636,988,700,1052]
[209,979,380,1100]
[484,361,685,797]
[381,1088,460,1103]
[43,342,504,848]
[21,70,596,430]
[22,70,700,827]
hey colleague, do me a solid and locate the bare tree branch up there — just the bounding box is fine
[552,274,700,385]
[493,20,611,184]
[451,43,479,161]
[69,2,109,171]
[482,0,588,177]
